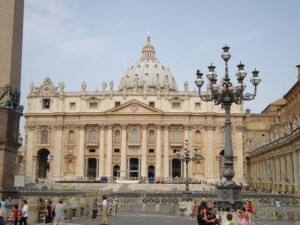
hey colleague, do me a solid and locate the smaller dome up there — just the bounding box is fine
[118,34,178,92]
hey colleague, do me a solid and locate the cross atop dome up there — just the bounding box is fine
[141,33,156,60]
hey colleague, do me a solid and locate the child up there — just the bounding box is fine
[12,204,19,225]
[225,213,236,225]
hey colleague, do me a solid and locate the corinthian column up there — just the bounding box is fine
[53,124,63,180]
[164,125,169,179]
[235,125,244,182]
[141,125,147,178]
[293,150,300,193]
[120,124,127,179]
[204,124,216,181]
[76,125,85,178]
[155,125,162,178]
[106,124,113,177]
[25,125,35,182]
[99,125,105,177]
[184,125,189,178]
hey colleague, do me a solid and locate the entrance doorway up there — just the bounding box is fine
[129,158,139,178]
[37,149,50,178]
[113,165,120,177]
[148,165,155,178]
[87,158,97,178]
[172,158,181,177]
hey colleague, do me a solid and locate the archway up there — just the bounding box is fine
[172,158,181,177]
[37,148,50,178]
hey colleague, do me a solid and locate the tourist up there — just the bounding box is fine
[196,204,207,225]
[100,195,108,225]
[19,199,29,225]
[12,204,19,225]
[236,207,249,225]
[0,202,7,225]
[44,200,53,224]
[225,213,236,225]
[6,196,13,220]
[53,199,68,225]
[191,200,198,218]
[247,201,254,224]
[92,198,98,221]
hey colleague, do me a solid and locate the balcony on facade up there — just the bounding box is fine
[85,142,99,147]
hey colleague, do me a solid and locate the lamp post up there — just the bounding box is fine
[195,45,261,210]
[176,139,197,201]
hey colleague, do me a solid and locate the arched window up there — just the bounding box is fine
[90,129,97,142]
[114,130,121,143]
[41,130,48,143]
[68,130,75,143]
[131,128,138,143]
[149,130,155,143]
[173,129,180,142]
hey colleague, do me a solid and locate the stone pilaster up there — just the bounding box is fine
[25,125,35,183]
[204,124,216,181]
[99,125,105,177]
[76,125,85,178]
[164,125,169,178]
[155,125,162,178]
[293,150,300,193]
[120,124,127,178]
[235,125,244,182]
[141,125,147,178]
[106,124,113,177]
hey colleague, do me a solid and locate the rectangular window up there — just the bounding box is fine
[149,149,155,153]
[172,102,181,109]
[149,102,155,107]
[115,102,121,107]
[173,149,179,154]
[89,149,96,153]
[195,102,201,109]
[114,149,120,153]
[89,102,98,108]
[43,99,50,109]
[70,102,76,109]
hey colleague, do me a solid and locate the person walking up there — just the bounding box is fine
[101,196,108,225]
[19,199,29,225]
[0,203,7,225]
[44,200,53,224]
[225,213,236,225]
[237,207,250,225]
[12,204,19,225]
[53,199,67,225]
[91,198,98,221]
[247,201,254,224]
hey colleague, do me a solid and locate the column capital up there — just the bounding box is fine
[184,124,190,130]
[54,124,64,130]
[99,124,106,130]
[121,124,128,129]
[141,124,147,130]
[77,124,86,130]
[163,125,169,130]
[27,125,36,131]
[205,124,216,130]
[156,125,162,129]
[107,124,113,129]
[235,125,244,132]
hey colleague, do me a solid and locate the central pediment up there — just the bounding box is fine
[106,100,163,114]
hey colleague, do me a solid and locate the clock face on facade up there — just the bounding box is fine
[42,85,53,94]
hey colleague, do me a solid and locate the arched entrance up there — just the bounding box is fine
[148,165,155,178]
[172,158,181,177]
[37,148,50,178]
[113,165,120,177]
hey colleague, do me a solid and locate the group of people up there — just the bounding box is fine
[42,198,68,225]
[0,198,28,225]
[91,195,109,225]
[192,198,254,225]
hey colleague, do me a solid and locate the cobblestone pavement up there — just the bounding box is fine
[35,211,297,225]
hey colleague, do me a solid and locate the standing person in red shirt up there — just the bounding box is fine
[12,204,19,225]
[247,201,254,224]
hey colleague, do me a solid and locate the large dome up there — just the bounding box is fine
[118,35,178,92]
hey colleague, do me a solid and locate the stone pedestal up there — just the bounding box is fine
[216,184,243,211]
[0,108,21,198]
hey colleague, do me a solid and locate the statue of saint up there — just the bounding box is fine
[81,81,87,92]
[110,81,114,91]
[59,81,65,92]
[102,81,107,91]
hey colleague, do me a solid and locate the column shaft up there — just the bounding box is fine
[121,125,127,179]
[155,125,162,178]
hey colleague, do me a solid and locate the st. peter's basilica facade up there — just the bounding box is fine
[23,36,245,184]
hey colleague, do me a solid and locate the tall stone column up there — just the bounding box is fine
[52,125,63,181]
[235,125,244,182]
[141,125,147,178]
[120,125,127,179]
[164,125,169,179]
[155,125,162,178]
[99,125,105,177]
[184,125,189,178]
[0,0,24,197]
[204,124,216,181]
[76,125,85,178]
[25,125,36,183]
[106,125,113,177]
[293,150,300,193]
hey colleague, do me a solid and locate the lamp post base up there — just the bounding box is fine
[216,184,243,211]
[182,191,192,201]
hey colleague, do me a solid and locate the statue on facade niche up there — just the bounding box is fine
[29,82,34,93]
[184,81,188,91]
[81,81,87,92]
[59,81,65,92]
[102,81,107,91]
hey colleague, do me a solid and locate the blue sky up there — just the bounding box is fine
[21,0,300,118]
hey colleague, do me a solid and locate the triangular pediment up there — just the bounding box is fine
[106,100,163,114]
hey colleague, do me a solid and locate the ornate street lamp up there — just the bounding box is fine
[176,139,197,201]
[195,45,261,210]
